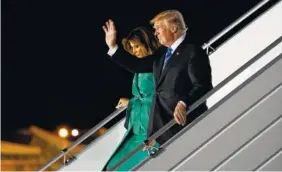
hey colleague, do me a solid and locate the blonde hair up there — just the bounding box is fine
[122,27,161,56]
[150,10,187,34]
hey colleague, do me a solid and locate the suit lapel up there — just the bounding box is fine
[157,43,185,87]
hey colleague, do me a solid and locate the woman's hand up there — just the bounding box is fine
[115,98,129,109]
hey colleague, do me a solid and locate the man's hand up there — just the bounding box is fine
[173,101,187,126]
[143,139,156,151]
[102,19,117,49]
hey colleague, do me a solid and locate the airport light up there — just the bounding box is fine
[71,129,79,137]
[58,127,69,138]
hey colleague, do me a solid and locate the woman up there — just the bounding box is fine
[103,27,163,171]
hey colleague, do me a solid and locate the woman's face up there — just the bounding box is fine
[129,40,148,58]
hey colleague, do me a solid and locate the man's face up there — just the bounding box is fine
[153,20,174,47]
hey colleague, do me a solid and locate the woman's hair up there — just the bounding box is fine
[122,27,160,56]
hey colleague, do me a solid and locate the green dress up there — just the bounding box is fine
[105,73,159,171]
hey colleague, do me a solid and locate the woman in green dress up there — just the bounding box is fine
[103,27,163,171]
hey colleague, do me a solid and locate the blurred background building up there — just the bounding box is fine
[1,126,107,171]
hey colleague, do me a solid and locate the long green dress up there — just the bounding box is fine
[104,73,159,171]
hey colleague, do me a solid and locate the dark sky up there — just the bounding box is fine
[2,0,264,141]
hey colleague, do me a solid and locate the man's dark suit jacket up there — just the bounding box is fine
[110,37,213,145]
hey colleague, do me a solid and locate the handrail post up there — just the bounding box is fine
[38,107,127,171]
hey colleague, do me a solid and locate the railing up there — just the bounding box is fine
[38,0,273,171]
[38,107,127,171]
[108,35,282,171]
[202,0,270,54]
[108,0,279,170]
[134,36,282,171]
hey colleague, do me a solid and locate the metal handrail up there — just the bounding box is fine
[109,35,282,171]
[201,0,270,50]
[108,1,278,170]
[38,0,271,171]
[38,106,127,171]
[108,35,282,171]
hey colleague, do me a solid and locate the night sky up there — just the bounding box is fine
[2,0,265,141]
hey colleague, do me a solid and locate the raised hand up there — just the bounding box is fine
[102,19,117,49]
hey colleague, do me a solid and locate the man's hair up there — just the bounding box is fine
[150,10,187,34]
[122,27,161,55]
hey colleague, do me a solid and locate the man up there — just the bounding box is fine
[102,10,213,146]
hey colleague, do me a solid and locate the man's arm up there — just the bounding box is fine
[183,45,213,106]
[173,45,213,126]
[109,45,157,73]
[103,19,156,73]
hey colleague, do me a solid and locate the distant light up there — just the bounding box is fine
[58,128,69,138]
[71,129,79,137]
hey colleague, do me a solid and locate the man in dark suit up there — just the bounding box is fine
[102,10,213,146]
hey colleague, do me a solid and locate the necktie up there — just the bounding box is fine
[163,47,173,69]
